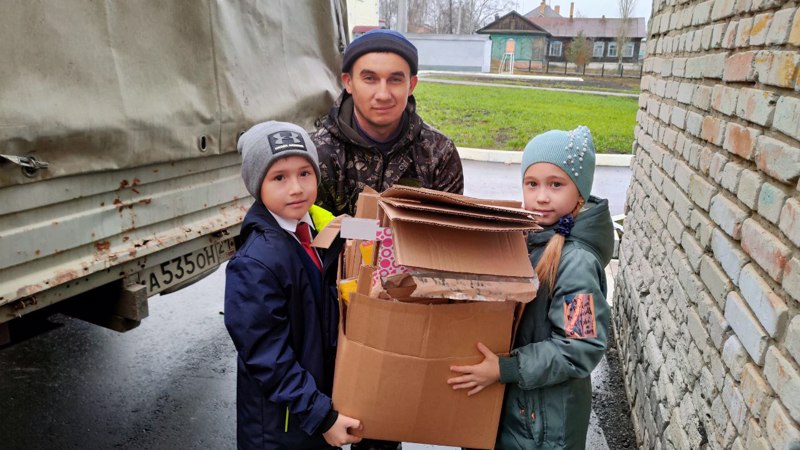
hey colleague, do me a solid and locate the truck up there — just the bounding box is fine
[0,1,348,343]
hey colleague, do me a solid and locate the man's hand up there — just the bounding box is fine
[322,413,362,447]
[447,342,500,396]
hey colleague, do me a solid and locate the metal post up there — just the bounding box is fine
[449,0,453,34]
[397,0,408,33]
[601,64,604,77]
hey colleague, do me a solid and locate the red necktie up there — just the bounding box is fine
[295,222,322,272]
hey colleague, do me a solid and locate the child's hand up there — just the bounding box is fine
[447,342,500,396]
[322,413,362,447]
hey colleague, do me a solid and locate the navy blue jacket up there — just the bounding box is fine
[224,201,341,450]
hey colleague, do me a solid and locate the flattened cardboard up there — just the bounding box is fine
[355,186,380,219]
[333,293,516,448]
[372,273,417,299]
[390,220,534,278]
[410,270,538,303]
[381,185,534,218]
[311,215,343,249]
[344,240,361,279]
[380,197,534,224]
[356,265,376,296]
[380,202,538,232]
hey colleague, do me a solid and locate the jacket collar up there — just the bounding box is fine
[238,200,286,244]
[527,196,615,267]
[325,90,422,151]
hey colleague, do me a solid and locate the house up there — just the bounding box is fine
[348,0,379,40]
[352,25,382,38]
[475,11,551,68]
[525,1,646,64]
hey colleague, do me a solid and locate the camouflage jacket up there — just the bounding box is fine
[311,92,464,216]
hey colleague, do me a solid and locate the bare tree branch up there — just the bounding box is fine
[380,0,398,29]
[616,0,637,66]
[384,0,514,34]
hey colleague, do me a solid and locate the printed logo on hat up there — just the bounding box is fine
[268,131,307,153]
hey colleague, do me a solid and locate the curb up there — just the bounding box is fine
[457,147,633,167]
[418,70,584,82]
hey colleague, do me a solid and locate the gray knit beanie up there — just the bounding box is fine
[520,126,596,201]
[237,121,320,203]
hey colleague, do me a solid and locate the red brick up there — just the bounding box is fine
[724,51,757,82]
[702,116,727,146]
[741,219,792,283]
[723,123,761,160]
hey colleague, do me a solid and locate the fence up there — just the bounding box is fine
[498,60,644,78]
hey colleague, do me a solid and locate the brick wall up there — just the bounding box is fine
[613,0,800,448]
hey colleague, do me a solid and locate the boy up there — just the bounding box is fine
[225,121,361,449]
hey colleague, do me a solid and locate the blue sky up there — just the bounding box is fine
[517,0,653,22]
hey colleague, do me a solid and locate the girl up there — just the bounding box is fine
[448,126,615,450]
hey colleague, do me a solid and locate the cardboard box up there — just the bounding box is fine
[318,186,541,449]
[334,293,516,448]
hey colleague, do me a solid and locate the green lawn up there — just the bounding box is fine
[413,82,639,153]
[425,75,641,94]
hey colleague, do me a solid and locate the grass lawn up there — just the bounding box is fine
[424,75,641,94]
[413,82,639,153]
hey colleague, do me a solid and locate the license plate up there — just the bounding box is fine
[142,239,236,295]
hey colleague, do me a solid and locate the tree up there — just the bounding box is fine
[616,0,637,70]
[380,0,398,29]
[383,0,515,34]
[452,0,516,34]
[566,31,591,72]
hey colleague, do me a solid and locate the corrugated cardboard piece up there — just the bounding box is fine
[331,186,541,449]
[334,293,516,447]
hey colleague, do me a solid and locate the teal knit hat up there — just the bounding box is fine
[520,125,596,201]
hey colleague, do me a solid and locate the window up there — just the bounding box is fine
[549,41,562,57]
[623,43,635,58]
[607,42,618,57]
[593,41,605,58]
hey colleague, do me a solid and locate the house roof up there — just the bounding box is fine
[476,11,551,35]
[523,3,561,18]
[352,25,381,34]
[527,16,646,39]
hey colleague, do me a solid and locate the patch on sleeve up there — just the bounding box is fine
[563,293,597,339]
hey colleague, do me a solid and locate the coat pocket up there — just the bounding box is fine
[539,383,567,446]
[521,389,545,445]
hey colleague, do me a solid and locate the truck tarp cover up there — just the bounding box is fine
[0,1,343,188]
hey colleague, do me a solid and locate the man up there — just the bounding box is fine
[312,29,465,450]
[313,29,464,217]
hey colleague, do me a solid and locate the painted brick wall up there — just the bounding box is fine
[613,0,800,448]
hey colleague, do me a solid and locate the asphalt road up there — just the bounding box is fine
[462,159,631,216]
[0,160,634,450]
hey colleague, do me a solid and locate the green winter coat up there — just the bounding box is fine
[496,197,614,450]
